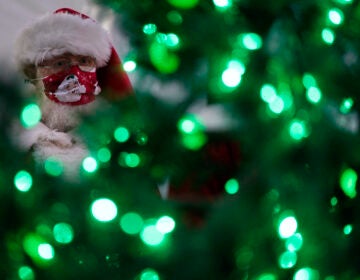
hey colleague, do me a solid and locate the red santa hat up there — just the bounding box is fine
[15,7,133,99]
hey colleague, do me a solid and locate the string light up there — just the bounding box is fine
[225,178,239,194]
[278,215,298,239]
[140,268,160,280]
[44,157,63,177]
[167,0,199,9]
[114,126,130,143]
[120,212,144,235]
[156,216,176,234]
[14,170,32,192]
[82,157,98,173]
[328,8,344,26]
[53,223,74,244]
[339,168,357,198]
[140,224,165,246]
[38,243,55,260]
[18,266,35,280]
[322,28,335,44]
[278,251,297,269]
[21,103,41,128]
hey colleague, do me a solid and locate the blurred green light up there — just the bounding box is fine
[302,73,317,89]
[149,41,180,74]
[260,84,277,103]
[178,114,203,134]
[44,157,63,177]
[225,178,239,194]
[278,251,297,269]
[340,168,357,198]
[343,224,353,235]
[322,28,335,44]
[213,0,232,9]
[156,216,176,234]
[38,243,55,260]
[167,11,183,25]
[53,223,74,244]
[91,198,118,222]
[181,132,207,150]
[14,170,32,192]
[269,96,285,114]
[306,86,322,104]
[257,273,277,280]
[120,212,144,235]
[328,8,344,25]
[21,103,41,128]
[140,225,165,246]
[334,0,352,4]
[97,147,111,163]
[82,157,98,173]
[140,268,160,280]
[123,60,137,72]
[125,153,141,168]
[241,33,262,50]
[340,98,353,114]
[294,267,320,280]
[222,60,245,88]
[114,126,130,143]
[165,33,180,49]
[286,233,303,251]
[143,23,157,35]
[330,196,338,206]
[18,266,35,280]
[167,0,199,9]
[289,120,307,141]
[278,216,298,239]
[179,119,196,133]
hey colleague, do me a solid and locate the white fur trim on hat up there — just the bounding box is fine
[15,11,112,73]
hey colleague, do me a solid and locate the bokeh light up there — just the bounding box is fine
[140,224,165,246]
[278,216,298,239]
[123,60,137,72]
[225,178,239,194]
[18,266,35,280]
[293,267,320,280]
[143,23,157,35]
[156,216,176,234]
[14,170,33,192]
[322,28,335,44]
[91,198,118,222]
[340,168,357,198]
[82,157,98,173]
[120,212,144,235]
[114,126,130,143]
[328,8,344,25]
[240,33,262,50]
[289,120,308,141]
[38,243,55,260]
[21,103,41,128]
[343,224,353,235]
[278,251,297,269]
[340,98,353,114]
[97,147,112,163]
[140,268,160,280]
[306,87,322,104]
[167,0,199,9]
[53,223,74,244]
[44,157,63,177]
[221,60,245,88]
[286,233,303,251]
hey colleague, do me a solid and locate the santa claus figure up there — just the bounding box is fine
[14,8,133,177]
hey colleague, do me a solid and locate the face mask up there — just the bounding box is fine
[42,66,101,105]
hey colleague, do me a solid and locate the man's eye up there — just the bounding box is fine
[53,60,67,67]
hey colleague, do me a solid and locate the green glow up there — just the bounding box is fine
[328,8,344,25]
[178,114,204,134]
[82,157,98,173]
[343,224,353,235]
[222,60,245,88]
[140,268,160,280]
[14,170,33,192]
[333,0,352,4]
[241,33,262,50]
[306,86,322,104]
[125,153,141,167]
[44,157,63,177]
[21,103,41,128]
[294,268,320,280]
[286,233,303,251]
[143,23,157,35]
[120,212,144,235]
[167,0,199,9]
[136,132,148,145]
[181,132,207,150]
[18,266,35,280]
[257,273,277,280]
[114,126,130,142]
[149,41,180,74]
[123,60,137,72]
[322,28,335,44]
[225,178,239,194]
[97,147,111,163]
[53,223,74,244]
[91,198,118,222]
[164,33,180,49]
[269,96,285,114]
[167,11,183,25]
[278,216,298,239]
[302,73,317,89]
[38,243,55,260]
[340,168,357,198]
[260,84,277,103]
[156,216,176,234]
[289,120,307,141]
[278,251,297,269]
[330,196,338,206]
[340,98,353,114]
[140,224,165,246]
[213,0,232,9]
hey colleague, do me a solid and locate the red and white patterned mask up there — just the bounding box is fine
[42,65,101,106]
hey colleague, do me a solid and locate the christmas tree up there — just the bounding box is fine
[2,0,360,279]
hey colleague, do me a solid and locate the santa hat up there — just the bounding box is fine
[15,7,133,99]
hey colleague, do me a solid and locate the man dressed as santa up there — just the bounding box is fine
[14,8,133,177]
